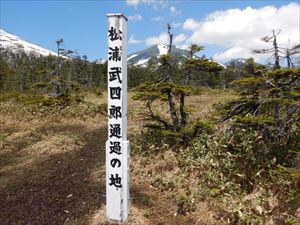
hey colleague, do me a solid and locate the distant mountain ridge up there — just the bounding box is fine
[225,58,247,68]
[0,29,227,68]
[127,44,227,68]
[0,29,56,57]
[127,44,191,67]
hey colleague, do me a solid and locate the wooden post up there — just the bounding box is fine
[106,13,129,222]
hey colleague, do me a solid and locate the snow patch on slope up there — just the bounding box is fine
[215,61,227,68]
[127,54,138,61]
[208,59,227,68]
[157,44,168,55]
[0,29,56,56]
[134,58,149,67]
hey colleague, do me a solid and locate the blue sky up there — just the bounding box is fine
[1,0,299,63]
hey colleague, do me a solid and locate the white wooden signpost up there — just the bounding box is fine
[106,13,129,222]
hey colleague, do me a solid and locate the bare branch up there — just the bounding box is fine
[290,44,300,51]
[261,35,273,42]
[252,48,273,54]
[265,80,276,87]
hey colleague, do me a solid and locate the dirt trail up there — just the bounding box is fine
[0,115,107,225]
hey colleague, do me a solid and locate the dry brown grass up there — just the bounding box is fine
[0,113,107,225]
[0,90,236,225]
[186,89,237,120]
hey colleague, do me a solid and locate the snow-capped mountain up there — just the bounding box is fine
[0,29,57,57]
[96,58,106,64]
[225,58,248,68]
[127,44,227,68]
[127,44,191,67]
[210,59,227,68]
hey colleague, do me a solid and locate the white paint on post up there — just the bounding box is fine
[106,13,129,222]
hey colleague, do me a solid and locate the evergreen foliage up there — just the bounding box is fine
[0,49,107,93]
[217,66,300,212]
[132,41,225,135]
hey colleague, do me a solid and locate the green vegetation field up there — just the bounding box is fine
[0,88,298,225]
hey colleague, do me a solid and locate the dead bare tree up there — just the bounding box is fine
[283,44,300,68]
[252,30,300,69]
[51,39,76,97]
[56,38,64,77]
[252,30,300,121]
[167,23,173,55]
[252,30,281,69]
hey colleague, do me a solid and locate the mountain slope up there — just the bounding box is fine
[127,44,191,67]
[0,29,56,57]
[127,44,227,68]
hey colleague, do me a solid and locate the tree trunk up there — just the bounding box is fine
[167,89,179,131]
[180,68,192,126]
[273,30,280,69]
[286,55,291,68]
[167,23,173,54]
[180,93,187,126]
